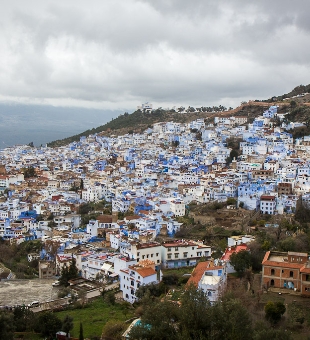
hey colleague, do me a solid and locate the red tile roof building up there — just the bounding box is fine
[262,251,310,295]
[221,244,248,273]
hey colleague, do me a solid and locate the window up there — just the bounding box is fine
[168,254,172,259]
[175,253,179,258]
[270,279,274,286]
[168,247,171,251]
[271,269,275,275]
[156,253,159,256]
[290,271,293,278]
[151,254,153,257]
[175,247,178,251]
[183,252,188,257]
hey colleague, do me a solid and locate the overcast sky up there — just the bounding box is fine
[1,0,310,111]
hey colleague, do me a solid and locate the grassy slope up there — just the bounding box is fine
[56,297,134,338]
[46,108,211,147]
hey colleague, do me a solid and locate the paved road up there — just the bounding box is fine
[0,279,59,307]
[0,279,120,312]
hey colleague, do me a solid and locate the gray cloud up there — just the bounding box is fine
[1,0,310,110]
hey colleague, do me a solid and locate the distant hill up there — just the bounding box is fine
[47,83,310,147]
[47,107,219,147]
[267,84,310,102]
[0,103,122,147]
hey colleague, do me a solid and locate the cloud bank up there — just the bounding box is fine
[1,0,310,110]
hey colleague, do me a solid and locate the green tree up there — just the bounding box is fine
[47,212,55,220]
[230,250,252,276]
[129,300,179,340]
[179,285,211,339]
[78,202,92,215]
[104,291,116,305]
[228,149,239,163]
[68,256,79,278]
[13,305,35,332]
[211,298,253,340]
[295,198,310,224]
[247,241,265,272]
[264,301,286,324]
[34,311,62,338]
[0,311,15,340]
[59,256,79,286]
[226,198,237,206]
[279,237,296,252]
[23,166,36,178]
[102,320,126,340]
[171,140,180,148]
[135,282,166,300]
[253,323,291,340]
[79,322,84,340]
[62,315,74,337]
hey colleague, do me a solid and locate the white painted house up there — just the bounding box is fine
[120,260,158,303]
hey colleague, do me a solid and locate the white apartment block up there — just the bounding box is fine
[161,240,211,269]
[198,264,227,304]
[170,199,185,217]
[120,260,157,303]
[82,186,103,202]
[260,195,276,214]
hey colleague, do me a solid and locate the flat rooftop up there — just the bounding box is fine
[269,254,288,262]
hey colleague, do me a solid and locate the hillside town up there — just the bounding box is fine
[1,103,310,309]
[0,103,310,339]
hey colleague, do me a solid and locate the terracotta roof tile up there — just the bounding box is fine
[221,244,248,261]
[135,267,156,278]
[186,261,211,288]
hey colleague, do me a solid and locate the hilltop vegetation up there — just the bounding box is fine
[0,239,41,279]
[47,107,225,147]
[268,84,310,102]
[47,83,310,148]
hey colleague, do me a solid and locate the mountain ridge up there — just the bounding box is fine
[47,83,310,148]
